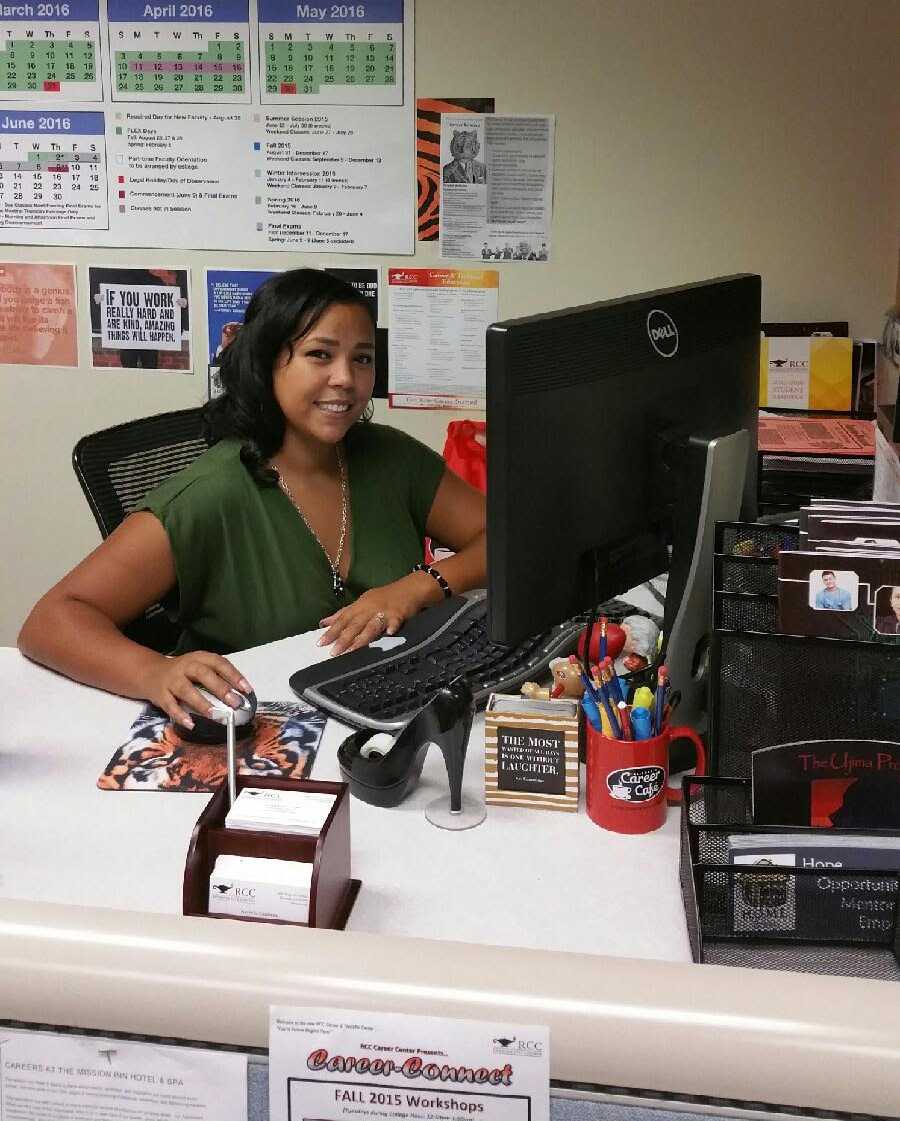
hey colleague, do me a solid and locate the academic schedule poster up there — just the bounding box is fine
[0,0,414,253]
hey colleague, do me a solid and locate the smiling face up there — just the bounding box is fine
[272,300,375,448]
[891,586,900,618]
[822,572,837,590]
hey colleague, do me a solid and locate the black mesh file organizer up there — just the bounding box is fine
[710,629,900,778]
[714,553,778,595]
[714,521,800,557]
[713,591,778,634]
[680,777,900,980]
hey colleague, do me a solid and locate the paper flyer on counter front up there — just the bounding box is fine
[268,1006,549,1121]
[0,1029,247,1120]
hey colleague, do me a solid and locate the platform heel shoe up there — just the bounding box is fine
[337,677,485,829]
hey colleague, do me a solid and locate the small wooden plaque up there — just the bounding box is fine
[484,694,580,812]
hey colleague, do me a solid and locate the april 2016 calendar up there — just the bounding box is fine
[259,0,402,105]
[0,0,101,101]
[107,0,251,103]
[0,109,107,228]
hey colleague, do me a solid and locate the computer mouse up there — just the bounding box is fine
[174,687,258,744]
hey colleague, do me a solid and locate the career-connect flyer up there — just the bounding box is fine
[269,1007,549,1121]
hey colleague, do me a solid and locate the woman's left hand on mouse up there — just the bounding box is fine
[318,580,430,655]
[145,651,253,729]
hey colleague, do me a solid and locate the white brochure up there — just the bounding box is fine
[0,1029,246,1120]
[269,1005,549,1121]
[439,114,554,263]
[387,267,499,409]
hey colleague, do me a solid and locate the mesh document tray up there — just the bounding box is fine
[713,591,778,634]
[714,521,800,557]
[710,629,900,779]
[679,777,900,980]
[713,520,800,597]
[714,553,778,595]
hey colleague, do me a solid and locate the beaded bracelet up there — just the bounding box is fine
[412,562,453,599]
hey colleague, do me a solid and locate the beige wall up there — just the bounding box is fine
[2,0,898,644]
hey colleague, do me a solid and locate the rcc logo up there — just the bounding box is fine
[646,309,679,358]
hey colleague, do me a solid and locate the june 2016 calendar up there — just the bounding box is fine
[0,110,107,228]
[258,0,402,106]
[107,0,251,103]
[0,0,101,101]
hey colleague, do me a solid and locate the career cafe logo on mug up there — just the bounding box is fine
[606,765,665,803]
[646,309,679,358]
[492,1036,544,1058]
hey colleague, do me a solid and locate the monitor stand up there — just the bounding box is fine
[661,428,749,762]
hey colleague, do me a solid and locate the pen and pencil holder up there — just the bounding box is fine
[585,722,706,834]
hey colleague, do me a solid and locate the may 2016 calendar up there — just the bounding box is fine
[0,0,101,101]
[258,0,402,105]
[0,109,107,227]
[107,0,251,103]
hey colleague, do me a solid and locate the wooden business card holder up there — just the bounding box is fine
[183,775,360,930]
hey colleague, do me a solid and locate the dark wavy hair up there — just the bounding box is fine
[203,268,376,482]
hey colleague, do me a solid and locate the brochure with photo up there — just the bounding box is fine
[800,515,900,549]
[777,549,900,641]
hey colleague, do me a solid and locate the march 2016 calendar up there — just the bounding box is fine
[0,109,107,227]
[0,0,100,101]
[107,0,251,103]
[258,0,402,105]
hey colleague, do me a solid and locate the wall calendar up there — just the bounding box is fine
[0,0,101,101]
[0,0,414,252]
[107,0,250,103]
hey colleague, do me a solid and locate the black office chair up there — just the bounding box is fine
[72,407,211,653]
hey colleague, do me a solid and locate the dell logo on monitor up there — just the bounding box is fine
[646,309,679,358]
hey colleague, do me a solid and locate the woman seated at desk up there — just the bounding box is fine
[18,269,486,730]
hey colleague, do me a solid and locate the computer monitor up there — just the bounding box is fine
[486,274,761,729]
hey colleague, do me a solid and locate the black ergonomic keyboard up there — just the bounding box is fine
[289,590,637,731]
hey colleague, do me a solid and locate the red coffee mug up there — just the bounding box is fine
[585,723,706,834]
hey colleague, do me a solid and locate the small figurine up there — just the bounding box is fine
[549,655,585,699]
[616,615,661,674]
[520,681,550,700]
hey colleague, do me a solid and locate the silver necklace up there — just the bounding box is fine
[274,445,349,597]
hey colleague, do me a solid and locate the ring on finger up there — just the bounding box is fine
[373,610,387,631]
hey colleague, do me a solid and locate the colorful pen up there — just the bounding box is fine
[599,616,608,660]
[632,686,655,711]
[654,665,669,735]
[580,691,602,732]
[630,706,653,740]
[617,700,632,741]
[595,671,622,739]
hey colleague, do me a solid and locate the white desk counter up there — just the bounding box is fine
[0,636,689,962]
[2,641,900,1116]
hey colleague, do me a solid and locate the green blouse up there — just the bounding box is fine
[137,423,446,654]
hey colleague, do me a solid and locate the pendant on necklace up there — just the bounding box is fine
[333,573,345,597]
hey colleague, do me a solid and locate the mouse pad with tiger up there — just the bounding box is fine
[98,700,326,792]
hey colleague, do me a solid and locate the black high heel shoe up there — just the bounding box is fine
[337,677,475,810]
